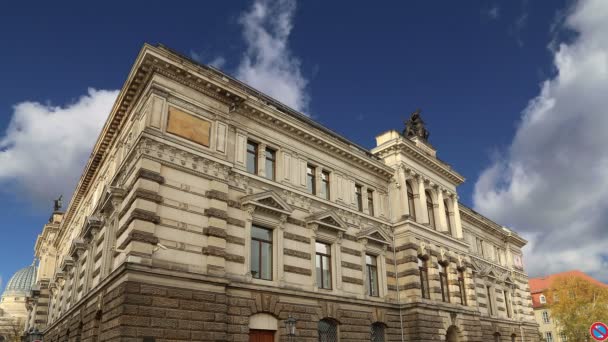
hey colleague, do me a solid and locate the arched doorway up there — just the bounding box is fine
[446,326,460,342]
[249,313,277,342]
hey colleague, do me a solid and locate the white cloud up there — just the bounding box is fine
[0,88,118,206]
[190,50,226,70]
[473,0,608,282]
[488,5,500,20]
[236,0,309,113]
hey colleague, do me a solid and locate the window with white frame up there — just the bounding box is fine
[316,242,332,290]
[539,294,547,304]
[545,332,554,342]
[366,254,379,297]
[542,310,550,324]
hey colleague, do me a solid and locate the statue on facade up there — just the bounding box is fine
[403,108,430,142]
[53,195,63,212]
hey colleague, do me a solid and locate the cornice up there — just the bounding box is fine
[239,101,394,179]
[459,205,527,246]
[372,135,465,185]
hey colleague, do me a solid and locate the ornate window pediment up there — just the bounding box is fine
[80,215,103,242]
[68,238,87,259]
[241,190,293,216]
[306,210,347,232]
[357,227,391,246]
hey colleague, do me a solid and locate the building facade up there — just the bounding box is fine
[25,44,539,341]
[529,270,608,342]
[0,264,36,341]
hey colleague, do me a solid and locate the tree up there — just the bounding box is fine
[546,275,608,341]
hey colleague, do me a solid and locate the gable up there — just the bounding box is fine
[240,190,293,215]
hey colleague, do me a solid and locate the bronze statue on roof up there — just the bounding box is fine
[403,108,430,142]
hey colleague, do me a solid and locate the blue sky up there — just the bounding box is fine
[2,0,607,286]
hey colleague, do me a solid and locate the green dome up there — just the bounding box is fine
[2,265,36,296]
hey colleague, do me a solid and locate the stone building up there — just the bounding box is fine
[24,44,539,341]
[0,264,36,341]
[529,270,608,342]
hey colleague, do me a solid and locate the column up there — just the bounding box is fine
[257,143,267,178]
[436,190,448,232]
[83,229,98,292]
[397,167,409,218]
[452,195,463,239]
[277,214,287,284]
[416,176,429,224]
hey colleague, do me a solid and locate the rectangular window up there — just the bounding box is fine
[307,165,316,195]
[477,238,485,257]
[251,225,272,280]
[246,141,258,175]
[264,148,276,180]
[486,286,494,315]
[458,270,467,305]
[418,258,430,299]
[316,242,332,289]
[439,264,450,303]
[366,254,379,297]
[504,290,512,318]
[355,184,363,212]
[546,332,553,342]
[560,332,567,341]
[320,170,330,200]
[367,189,375,216]
[542,311,550,324]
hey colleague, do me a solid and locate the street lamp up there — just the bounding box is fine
[284,315,297,341]
[26,327,43,342]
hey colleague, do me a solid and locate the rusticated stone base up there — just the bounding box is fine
[42,271,539,342]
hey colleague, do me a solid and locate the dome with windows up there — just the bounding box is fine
[2,265,36,297]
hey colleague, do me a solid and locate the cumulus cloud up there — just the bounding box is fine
[473,0,608,282]
[0,88,118,206]
[189,50,227,69]
[236,0,309,113]
[484,5,501,20]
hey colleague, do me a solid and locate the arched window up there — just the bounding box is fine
[370,322,386,342]
[406,182,416,220]
[444,200,452,235]
[425,191,435,228]
[318,318,338,342]
[539,294,546,304]
[511,333,517,342]
[494,332,501,342]
[418,257,430,299]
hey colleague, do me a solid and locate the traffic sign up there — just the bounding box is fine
[590,322,608,341]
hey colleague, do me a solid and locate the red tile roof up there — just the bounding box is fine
[529,270,608,308]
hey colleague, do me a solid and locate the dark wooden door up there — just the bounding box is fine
[249,330,275,342]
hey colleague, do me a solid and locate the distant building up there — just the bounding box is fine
[0,264,36,341]
[24,44,539,341]
[529,270,608,342]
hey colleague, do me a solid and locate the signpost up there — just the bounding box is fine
[590,322,608,341]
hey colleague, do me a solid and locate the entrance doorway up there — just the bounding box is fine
[249,329,275,342]
[446,326,460,342]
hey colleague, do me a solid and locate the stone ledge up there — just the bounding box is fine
[342,276,363,285]
[227,217,245,227]
[283,232,310,244]
[283,265,311,276]
[202,246,226,258]
[226,235,245,246]
[117,209,161,238]
[284,248,311,260]
[205,190,228,202]
[204,208,228,220]
[137,168,165,184]
[225,253,245,264]
[341,261,362,271]
[203,226,227,239]
[340,246,361,257]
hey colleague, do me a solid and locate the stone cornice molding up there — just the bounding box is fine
[239,101,394,179]
[459,205,527,246]
[372,134,465,185]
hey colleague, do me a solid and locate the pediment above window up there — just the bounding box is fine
[357,227,391,246]
[306,210,347,232]
[241,190,293,216]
